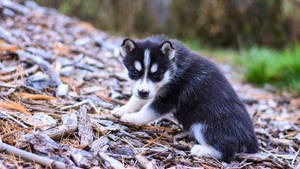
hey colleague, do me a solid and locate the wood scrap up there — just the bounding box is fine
[78,106,93,146]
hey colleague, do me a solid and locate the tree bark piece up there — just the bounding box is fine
[99,152,127,169]
[78,106,93,146]
[41,113,78,139]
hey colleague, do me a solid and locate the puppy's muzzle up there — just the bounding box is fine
[138,90,149,99]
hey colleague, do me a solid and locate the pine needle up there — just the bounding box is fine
[15,92,56,100]
[0,100,30,114]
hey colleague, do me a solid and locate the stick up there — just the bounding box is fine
[291,148,300,166]
[0,82,18,88]
[0,111,28,128]
[60,100,99,112]
[0,139,82,169]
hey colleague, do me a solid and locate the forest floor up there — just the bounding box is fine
[0,1,299,169]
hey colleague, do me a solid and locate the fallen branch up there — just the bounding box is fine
[0,139,82,169]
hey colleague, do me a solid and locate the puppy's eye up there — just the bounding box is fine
[152,72,160,79]
[130,69,139,76]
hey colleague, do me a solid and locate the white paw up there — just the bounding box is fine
[111,106,131,117]
[191,145,220,158]
[120,113,144,125]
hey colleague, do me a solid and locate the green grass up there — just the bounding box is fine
[238,45,300,93]
[185,39,300,95]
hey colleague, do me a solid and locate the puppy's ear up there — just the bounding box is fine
[160,41,175,60]
[121,38,136,56]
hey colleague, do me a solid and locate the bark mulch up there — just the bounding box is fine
[0,1,299,168]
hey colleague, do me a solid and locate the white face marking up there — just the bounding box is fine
[150,64,158,73]
[134,61,142,71]
[131,49,172,100]
[133,70,171,99]
[144,49,151,72]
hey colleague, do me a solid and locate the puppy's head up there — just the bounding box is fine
[121,38,176,100]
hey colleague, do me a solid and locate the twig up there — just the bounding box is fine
[260,147,292,168]
[291,148,300,166]
[60,100,99,112]
[122,137,139,154]
[0,82,18,88]
[0,111,28,128]
[0,139,82,169]
[122,137,157,169]
[141,135,162,155]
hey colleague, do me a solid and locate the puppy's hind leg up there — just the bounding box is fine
[190,124,222,160]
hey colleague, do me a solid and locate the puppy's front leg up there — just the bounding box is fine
[120,101,160,125]
[112,95,149,117]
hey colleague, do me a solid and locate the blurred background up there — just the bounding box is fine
[33,0,300,95]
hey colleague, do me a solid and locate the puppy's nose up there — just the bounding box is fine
[138,90,149,98]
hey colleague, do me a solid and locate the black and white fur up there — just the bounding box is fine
[112,35,258,162]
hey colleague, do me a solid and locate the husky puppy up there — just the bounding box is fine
[112,35,258,161]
